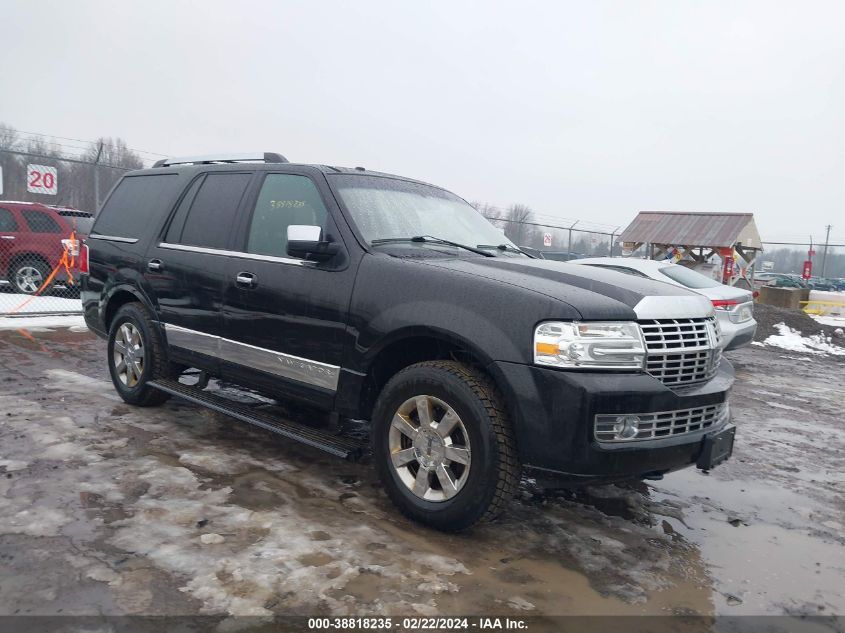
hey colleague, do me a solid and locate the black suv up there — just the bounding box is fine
[82,152,735,531]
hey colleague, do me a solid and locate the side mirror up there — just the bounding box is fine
[287,225,339,262]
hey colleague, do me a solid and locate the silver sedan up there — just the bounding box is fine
[570,257,757,350]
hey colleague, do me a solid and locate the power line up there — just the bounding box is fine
[761,241,844,247]
[0,148,134,171]
[11,128,168,159]
[482,215,618,236]
[14,138,96,156]
[531,211,619,232]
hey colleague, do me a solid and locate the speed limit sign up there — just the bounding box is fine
[26,164,58,195]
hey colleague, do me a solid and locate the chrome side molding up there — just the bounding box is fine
[161,323,339,391]
[88,234,139,244]
[158,242,312,267]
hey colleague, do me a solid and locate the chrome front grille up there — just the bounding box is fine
[639,316,721,386]
[595,402,729,442]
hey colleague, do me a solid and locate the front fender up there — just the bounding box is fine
[345,255,580,373]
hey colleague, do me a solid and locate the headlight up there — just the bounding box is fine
[534,321,646,370]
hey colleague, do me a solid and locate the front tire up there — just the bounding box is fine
[372,361,520,531]
[107,302,171,406]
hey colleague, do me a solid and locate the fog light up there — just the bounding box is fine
[613,415,640,440]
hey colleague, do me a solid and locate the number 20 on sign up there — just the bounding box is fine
[27,164,58,195]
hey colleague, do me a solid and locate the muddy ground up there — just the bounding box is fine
[0,324,843,627]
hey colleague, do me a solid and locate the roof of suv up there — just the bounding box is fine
[142,154,438,188]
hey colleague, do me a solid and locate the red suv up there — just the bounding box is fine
[0,201,91,295]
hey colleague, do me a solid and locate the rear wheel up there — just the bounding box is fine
[372,360,520,531]
[107,302,171,406]
[12,257,51,295]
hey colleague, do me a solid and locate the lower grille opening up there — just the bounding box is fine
[595,402,729,443]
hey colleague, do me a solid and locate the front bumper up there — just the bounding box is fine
[489,359,734,484]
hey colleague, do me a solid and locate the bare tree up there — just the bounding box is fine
[85,137,143,170]
[0,123,20,151]
[0,123,22,198]
[503,203,535,246]
[0,123,144,209]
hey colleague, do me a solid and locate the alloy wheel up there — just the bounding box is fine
[113,323,144,387]
[15,265,44,294]
[388,395,472,502]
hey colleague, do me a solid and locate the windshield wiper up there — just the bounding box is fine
[476,243,527,255]
[371,235,494,257]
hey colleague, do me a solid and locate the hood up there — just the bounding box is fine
[419,255,715,321]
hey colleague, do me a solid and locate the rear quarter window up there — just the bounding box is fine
[22,210,62,233]
[659,265,721,289]
[93,174,181,239]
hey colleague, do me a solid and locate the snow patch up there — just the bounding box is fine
[760,323,845,356]
[811,314,845,328]
[0,502,72,537]
[43,369,120,401]
[0,315,86,330]
[507,596,536,611]
[200,533,226,544]
[178,446,295,476]
[0,459,29,472]
[0,293,81,316]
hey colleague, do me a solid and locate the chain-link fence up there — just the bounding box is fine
[486,211,845,288]
[481,214,620,260]
[0,148,135,316]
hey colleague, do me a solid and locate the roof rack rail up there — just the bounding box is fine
[152,152,289,168]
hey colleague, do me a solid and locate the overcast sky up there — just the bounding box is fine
[2,0,843,243]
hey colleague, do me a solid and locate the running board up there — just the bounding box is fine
[148,378,366,461]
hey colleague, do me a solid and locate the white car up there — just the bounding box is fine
[570,257,757,350]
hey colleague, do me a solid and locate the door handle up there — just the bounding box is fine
[0,235,14,240]
[148,259,164,272]
[236,272,258,288]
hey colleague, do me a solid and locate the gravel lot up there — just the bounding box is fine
[0,323,842,627]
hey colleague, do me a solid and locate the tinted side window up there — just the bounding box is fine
[22,210,61,233]
[246,174,328,258]
[93,174,180,238]
[164,176,204,244]
[0,208,18,231]
[179,173,251,249]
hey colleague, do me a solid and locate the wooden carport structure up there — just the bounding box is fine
[618,211,763,286]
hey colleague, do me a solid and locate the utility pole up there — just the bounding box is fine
[567,220,579,257]
[820,224,832,277]
[93,141,104,211]
[609,227,620,257]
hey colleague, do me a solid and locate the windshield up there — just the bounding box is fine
[659,265,721,289]
[330,174,517,251]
